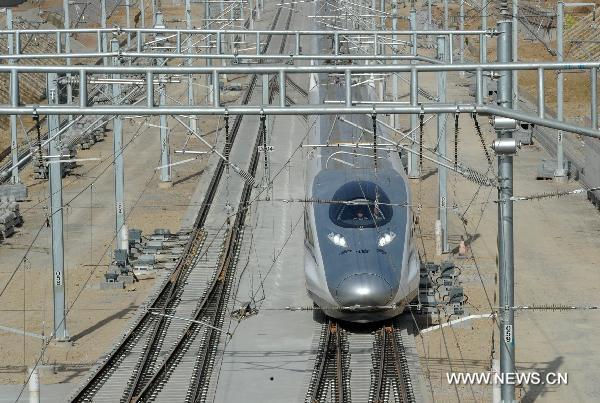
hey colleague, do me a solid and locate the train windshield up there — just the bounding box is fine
[329,181,393,228]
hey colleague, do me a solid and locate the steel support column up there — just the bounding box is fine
[185,0,197,134]
[437,36,448,253]
[555,1,566,179]
[140,0,145,45]
[391,0,398,129]
[47,73,69,341]
[9,70,19,184]
[443,0,449,30]
[125,0,131,49]
[427,0,432,29]
[496,15,516,403]
[63,0,73,121]
[481,0,488,99]
[151,12,171,186]
[7,9,18,184]
[409,67,419,178]
[111,40,125,246]
[592,67,598,130]
[512,0,518,110]
[459,0,465,66]
[101,0,108,67]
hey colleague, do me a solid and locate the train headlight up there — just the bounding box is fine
[328,233,348,248]
[378,231,396,247]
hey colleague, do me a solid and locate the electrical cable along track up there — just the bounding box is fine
[69,3,293,402]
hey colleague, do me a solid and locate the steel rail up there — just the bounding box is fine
[188,7,294,401]
[69,13,276,400]
[334,325,346,403]
[390,326,412,403]
[307,323,333,403]
[372,324,415,403]
[306,320,349,403]
[374,327,387,403]
[125,5,288,401]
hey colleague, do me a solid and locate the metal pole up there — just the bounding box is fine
[28,367,40,403]
[481,0,488,99]
[392,0,398,128]
[409,66,419,178]
[63,0,73,121]
[496,11,516,403]
[555,1,566,179]
[7,9,18,184]
[408,2,421,179]
[592,67,598,130]
[371,0,377,31]
[459,1,465,67]
[428,0,432,29]
[47,73,69,341]
[443,0,449,30]
[262,73,270,189]
[101,0,108,67]
[437,36,448,253]
[410,6,417,58]
[185,0,197,134]
[140,0,145,45]
[125,0,131,50]
[512,0,518,110]
[9,69,18,184]
[205,0,212,101]
[159,58,171,186]
[111,40,125,247]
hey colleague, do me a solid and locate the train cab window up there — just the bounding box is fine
[334,199,389,228]
[329,181,393,228]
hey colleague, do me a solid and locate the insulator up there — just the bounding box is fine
[224,114,231,173]
[372,113,378,171]
[472,115,492,164]
[419,113,424,170]
[459,164,497,187]
[454,114,459,170]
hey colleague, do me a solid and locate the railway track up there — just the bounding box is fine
[70,3,293,402]
[305,321,416,403]
[370,325,416,403]
[306,321,351,403]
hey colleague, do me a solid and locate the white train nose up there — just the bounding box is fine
[334,274,393,307]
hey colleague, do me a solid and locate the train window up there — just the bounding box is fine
[329,181,393,228]
[334,198,390,228]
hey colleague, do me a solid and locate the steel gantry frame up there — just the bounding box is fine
[0,27,490,59]
[4,3,598,402]
[1,62,599,138]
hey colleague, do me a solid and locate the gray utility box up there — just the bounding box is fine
[0,183,27,202]
[515,122,534,145]
[537,159,572,180]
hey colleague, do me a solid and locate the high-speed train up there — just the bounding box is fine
[303,65,420,323]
